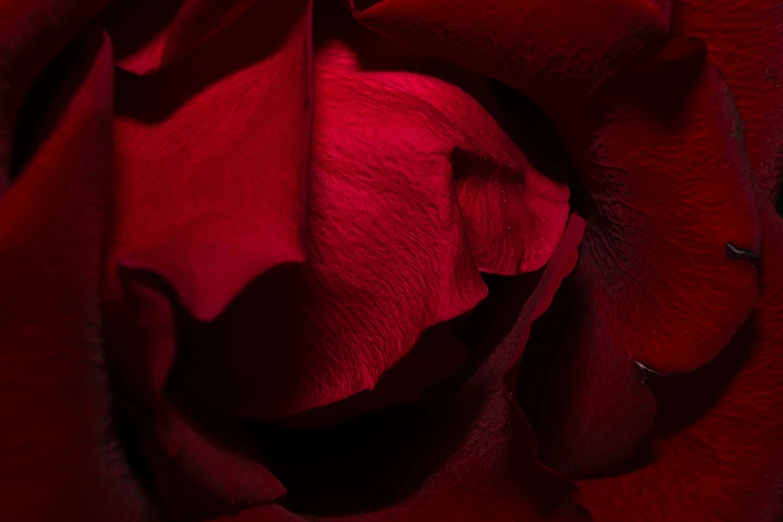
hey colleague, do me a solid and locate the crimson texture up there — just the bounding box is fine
[0,1,782,521]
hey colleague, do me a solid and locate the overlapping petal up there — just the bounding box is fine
[564,41,760,376]
[177,7,569,421]
[108,0,312,323]
[578,202,783,522]
[245,216,587,522]
[0,0,112,189]
[515,39,761,479]
[349,0,672,125]
[0,31,155,521]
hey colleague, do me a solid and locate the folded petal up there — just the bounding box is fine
[563,42,760,375]
[517,270,656,478]
[138,400,286,521]
[250,216,588,522]
[101,0,261,74]
[110,271,286,521]
[181,11,569,421]
[108,0,312,322]
[672,0,783,199]
[0,0,112,189]
[515,40,762,478]
[106,4,314,517]
[579,201,783,522]
[0,31,155,521]
[350,0,672,123]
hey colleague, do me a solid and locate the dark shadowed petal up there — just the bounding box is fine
[516,39,761,479]
[110,270,286,521]
[247,216,588,522]
[578,201,783,522]
[563,41,759,375]
[672,0,783,199]
[101,0,261,74]
[0,31,156,521]
[0,0,112,190]
[138,400,287,521]
[517,269,656,479]
[179,9,569,422]
[105,3,314,518]
[348,0,672,124]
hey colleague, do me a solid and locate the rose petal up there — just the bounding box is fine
[180,11,569,422]
[517,269,656,478]
[251,216,588,522]
[578,201,783,522]
[349,0,672,122]
[515,40,762,477]
[138,400,287,521]
[101,0,260,74]
[109,271,286,521]
[317,7,571,278]
[672,0,783,199]
[562,42,760,375]
[105,3,313,517]
[0,0,111,189]
[0,31,155,521]
[108,0,312,322]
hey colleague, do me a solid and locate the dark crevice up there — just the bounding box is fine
[250,391,481,517]
[350,0,384,12]
[776,188,783,218]
[8,39,82,183]
[486,79,576,188]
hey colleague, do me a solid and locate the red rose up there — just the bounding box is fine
[1,1,781,521]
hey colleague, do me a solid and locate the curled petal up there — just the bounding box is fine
[516,41,761,478]
[0,0,111,188]
[109,0,312,322]
[181,13,569,421]
[139,401,286,520]
[564,44,759,375]
[251,216,588,522]
[517,268,657,478]
[579,202,783,522]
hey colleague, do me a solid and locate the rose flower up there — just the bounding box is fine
[0,1,781,521]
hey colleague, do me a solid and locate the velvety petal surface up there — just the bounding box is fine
[578,202,783,522]
[0,31,154,522]
[672,0,783,199]
[179,7,569,422]
[108,0,312,323]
